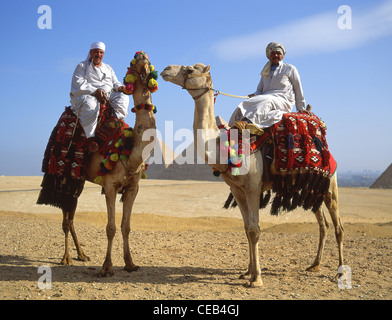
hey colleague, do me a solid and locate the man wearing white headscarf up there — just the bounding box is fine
[70,41,129,152]
[229,42,306,135]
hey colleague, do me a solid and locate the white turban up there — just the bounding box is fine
[86,41,106,61]
[265,42,286,59]
[261,42,286,78]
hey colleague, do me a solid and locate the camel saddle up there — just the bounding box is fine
[37,103,130,211]
[221,110,337,215]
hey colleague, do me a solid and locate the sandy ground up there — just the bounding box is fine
[0,176,391,301]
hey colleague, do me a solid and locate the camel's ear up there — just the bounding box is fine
[204,65,211,73]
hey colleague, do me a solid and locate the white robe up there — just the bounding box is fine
[70,60,129,138]
[229,61,306,129]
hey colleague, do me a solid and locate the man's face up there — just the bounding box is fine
[90,49,104,66]
[269,50,283,66]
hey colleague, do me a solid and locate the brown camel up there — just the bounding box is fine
[39,51,157,276]
[161,63,344,287]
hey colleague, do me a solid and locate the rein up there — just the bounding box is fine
[181,70,248,100]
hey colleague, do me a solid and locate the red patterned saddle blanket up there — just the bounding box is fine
[270,111,336,175]
[37,104,132,211]
[221,111,337,215]
[268,111,337,214]
[41,104,129,180]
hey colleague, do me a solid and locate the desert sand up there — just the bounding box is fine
[0,176,391,301]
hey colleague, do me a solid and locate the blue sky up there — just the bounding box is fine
[0,0,391,175]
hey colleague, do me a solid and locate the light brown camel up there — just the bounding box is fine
[161,63,344,287]
[62,51,156,276]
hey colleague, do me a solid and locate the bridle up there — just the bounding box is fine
[182,69,213,100]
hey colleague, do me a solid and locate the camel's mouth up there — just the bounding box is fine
[160,68,171,81]
[160,65,179,81]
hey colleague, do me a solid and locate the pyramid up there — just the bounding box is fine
[144,138,178,178]
[156,142,221,181]
[370,163,392,189]
[146,116,229,181]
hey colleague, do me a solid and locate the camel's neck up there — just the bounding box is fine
[126,84,156,171]
[192,90,221,166]
[193,90,217,133]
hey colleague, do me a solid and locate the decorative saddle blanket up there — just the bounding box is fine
[41,104,130,179]
[41,107,87,179]
[270,111,333,175]
[221,111,337,215]
[37,104,133,211]
[268,111,337,215]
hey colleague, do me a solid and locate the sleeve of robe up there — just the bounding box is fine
[109,65,122,91]
[289,66,306,111]
[252,77,264,96]
[70,62,97,98]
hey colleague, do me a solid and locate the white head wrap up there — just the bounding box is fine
[261,42,286,78]
[265,42,286,59]
[86,41,106,61]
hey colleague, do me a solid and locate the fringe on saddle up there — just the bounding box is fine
[223,110,337,215]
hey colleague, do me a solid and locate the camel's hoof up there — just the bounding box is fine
[100,265,114,277]
[124,264,140,273]
[60,253,73,266]
[245,278,263,288]
[78,253,90,262]
[306,265,321,272]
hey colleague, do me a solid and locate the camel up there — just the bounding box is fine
[39,51,156,276]
[161,63,344,287]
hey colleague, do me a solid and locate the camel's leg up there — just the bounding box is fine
[61,210,73,265]
[244,189,263,288]
[231,186,263,287]
[324,175,344,277]
[101,187,117,277]
[306,208,328,272]
[121,183,140,272]
[230,187,251,276]
[60,202,90,265]
[239,231,252,279]
[68,208,90,262]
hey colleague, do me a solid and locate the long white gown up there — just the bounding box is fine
[69,60,129,138]
[229,61,306,129]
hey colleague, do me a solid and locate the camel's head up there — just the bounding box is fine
[133,51,151,78]
[161,63,212,93]
[123,51,158,94]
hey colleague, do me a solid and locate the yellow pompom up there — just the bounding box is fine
[148,78,158,88]
[115,139,123,148]
[131,59,137,65]
[125,74,137,84]
[110,153,119,162]
[94,176,102,185]
[150,65,155,71]
[232,167,240,176]
[124,129,134,138]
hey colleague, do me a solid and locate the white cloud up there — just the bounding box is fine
[213,1,392,61]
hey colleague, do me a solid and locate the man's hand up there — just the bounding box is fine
[117,86,124,93]
[248,94,255,98]
[93,89,107,104]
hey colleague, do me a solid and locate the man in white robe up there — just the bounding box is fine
[70,41,129,152]
[229,42,306,135]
